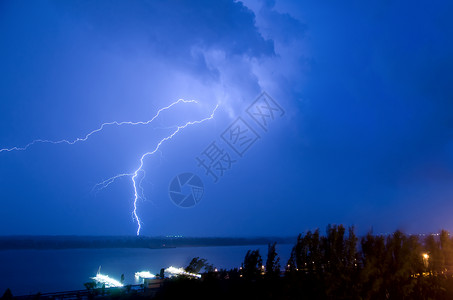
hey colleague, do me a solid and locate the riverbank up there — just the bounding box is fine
[0,236,294,250]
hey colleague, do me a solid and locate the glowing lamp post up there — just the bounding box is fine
[422,253,429,269]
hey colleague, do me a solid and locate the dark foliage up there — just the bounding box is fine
[241,249,263,280]
[1,289,13,300]
[151,225,453,300]
[265,242,280,278]
[185,257,214,273]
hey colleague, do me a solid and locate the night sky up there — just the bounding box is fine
[1,0,452,237]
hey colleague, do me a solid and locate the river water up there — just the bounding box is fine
[0,244,293,296]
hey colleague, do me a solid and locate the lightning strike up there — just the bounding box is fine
[98,103,219,235]
[1,97,219,236]
[137,169,148,202]
[0,99,197,153]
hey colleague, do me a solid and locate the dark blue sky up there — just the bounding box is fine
[1,0,452,236]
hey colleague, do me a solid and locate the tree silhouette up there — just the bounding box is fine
[1,289,13,300]
[265,242,280,278]
[83,281,96,291]
[242,249,263,280]
[185,257,214,273]
[153,227,453,300]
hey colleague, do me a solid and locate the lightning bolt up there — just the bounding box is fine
[95,103,219,235]
[0,99,197,153]
[1,98,220,235]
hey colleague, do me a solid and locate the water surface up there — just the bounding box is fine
[0,244,293,296]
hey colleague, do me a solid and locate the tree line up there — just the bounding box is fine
[156,225,453,300]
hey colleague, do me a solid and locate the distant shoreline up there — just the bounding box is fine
[0,236,295,250]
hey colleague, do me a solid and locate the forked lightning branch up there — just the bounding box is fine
[0,99,220,235]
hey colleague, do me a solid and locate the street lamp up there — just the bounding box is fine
[422,253,429,269]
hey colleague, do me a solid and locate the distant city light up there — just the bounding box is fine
[135,271,156,279]
[91,273,124,288]
[165,266,201,278]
